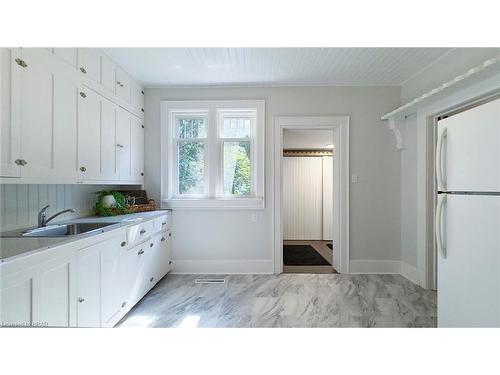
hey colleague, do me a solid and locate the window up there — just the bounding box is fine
[162,100,265,209]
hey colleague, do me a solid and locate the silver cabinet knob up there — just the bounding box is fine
[150,242,153,247]
[138,249,144,255]
[120,241,126,247]
[169,232,172,237]
[80,166,87,172]
[78,297,85,303]
[140,229,146,235]
[121,302,127,308]
[80,67,87,74]
[80,91,86,98]
[161,237,165,242]
[150,277,154,283]
[116,143,124,148]
[161,221,167,226]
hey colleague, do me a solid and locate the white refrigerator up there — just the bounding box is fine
[436,97,500,327]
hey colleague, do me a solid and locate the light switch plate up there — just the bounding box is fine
[351,174,358,183]
[251,212,259,222]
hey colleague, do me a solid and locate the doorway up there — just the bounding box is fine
[273,116,350,274]
[282,130,335,273]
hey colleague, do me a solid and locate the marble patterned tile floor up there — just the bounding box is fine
[115,273,437,328]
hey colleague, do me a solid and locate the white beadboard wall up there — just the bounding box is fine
[283,157,323,240]
[0,184,132,232]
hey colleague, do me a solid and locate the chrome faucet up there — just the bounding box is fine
[38,205,77,227]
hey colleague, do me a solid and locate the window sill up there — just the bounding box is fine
[161,197,265,210]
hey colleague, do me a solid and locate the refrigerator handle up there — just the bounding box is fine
[435,194,447,259]
[436,127,447,191]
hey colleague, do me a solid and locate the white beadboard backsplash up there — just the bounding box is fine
[0,184,137,232]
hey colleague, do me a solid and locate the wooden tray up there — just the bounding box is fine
[126,201,157,213]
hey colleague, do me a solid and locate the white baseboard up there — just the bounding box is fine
[349,259,401,274]
[401,261,419,284]
[171,259,274,274]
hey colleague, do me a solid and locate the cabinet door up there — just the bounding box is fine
[120,243,149,308]
[101,54,116,94]
[0,48,21,177]
[0,266,35,326]
[116,107,132,181]
[100,236,124,327]
[153,231,172,282]
[131,82,144,113]
[116,68,131,103]
[130,116,144,182]
[77,87,101,180]
[100,97,119,181]
[38,254,77,327]
[77,48,101,84]
[77,247,101,327]
[14,48,78,181]
[53,48,78,69]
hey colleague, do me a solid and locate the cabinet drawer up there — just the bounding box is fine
[126,220,155,247]
[154,214,171,232]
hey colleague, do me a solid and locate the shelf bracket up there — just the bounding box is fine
[387,117,404,150]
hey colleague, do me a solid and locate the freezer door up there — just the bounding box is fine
[437,194,500,327]
[437,98,500,192]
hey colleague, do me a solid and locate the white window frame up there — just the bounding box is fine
[161,100,265,209]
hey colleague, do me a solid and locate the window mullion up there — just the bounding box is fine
[208,109,218,198]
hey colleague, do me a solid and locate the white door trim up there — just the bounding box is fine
[273,115,350,274]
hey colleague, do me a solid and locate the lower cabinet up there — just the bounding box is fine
[0,214,172,328]
[1,253,77,327]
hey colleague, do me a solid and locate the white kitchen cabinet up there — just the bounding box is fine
[100,97,119,181]
[152,230,172,282]
[131,81,144,113]
[101,53,116,94]
[116,68,131,103]
[0,252,77,328]
[131,116,145,181]
[0,212,171,328]
[120,242,150,309]
[116,107,132,181]
[1,47,144,184]
[77,48,101,84]
[53,48,78,69]
[38,253,77,327]
[76,246,101,327]
[0,266,35,326]
[9,48,79,182]
[100,236,125,327]
[77,87,102,181]
[0,48,21,178]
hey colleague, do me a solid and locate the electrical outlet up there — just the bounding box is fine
[251,212,259,222]
[351,174,358,184]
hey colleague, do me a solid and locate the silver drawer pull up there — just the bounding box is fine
[138,249,144,255]
[80,91,86,98]
[150,277,154,283]
[120,241,126,247]
[150,243,153,247]
[140,229,146,235]
[80,67,87,74]
[121,302,127,308]
[169,232,172,237]
[78,297,85,303]
[161,222,167,226]
[161,237,165,242]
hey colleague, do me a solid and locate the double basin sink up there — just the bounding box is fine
[20,222,119,237]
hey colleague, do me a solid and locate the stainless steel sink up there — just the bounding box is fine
[21,222,119,237]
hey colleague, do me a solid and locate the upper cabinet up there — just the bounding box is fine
[0,48,21,178]
[0,47,144,185]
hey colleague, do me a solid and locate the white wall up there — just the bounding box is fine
[400,114,418,268]
[144,86,402,273]
[283,130,333,149]
[0,184,131,232]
